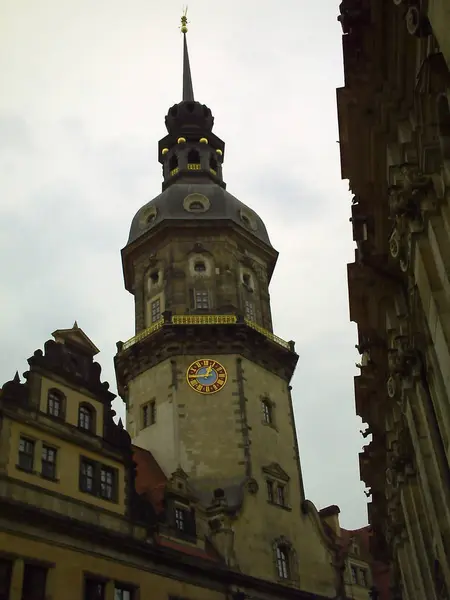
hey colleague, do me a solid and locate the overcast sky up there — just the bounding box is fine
[0,0,368,529]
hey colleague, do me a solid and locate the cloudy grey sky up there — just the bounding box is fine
[0,0,367,529]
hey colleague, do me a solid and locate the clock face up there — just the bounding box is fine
[186,359,227,394]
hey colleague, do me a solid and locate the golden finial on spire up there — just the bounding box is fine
[180,6,189,34]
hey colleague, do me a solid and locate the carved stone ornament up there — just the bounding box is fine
[246,478,259,495]
[405,5,431,38]
[387,376,398,399]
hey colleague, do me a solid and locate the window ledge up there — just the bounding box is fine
[268,500,292,511]
[15,464,35,475]
[40,473,59,483]
[261,421,278,431]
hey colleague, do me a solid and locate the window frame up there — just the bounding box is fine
[22,563,48,600]
[174,507,186,531]
[84,577,106,600]
[80,457,96,495]
[47,389,64,419]
[114,585,134,600]
[41,444,57,480]
[350,564,358,584]
[275,545,290,580]
[262,398,273,424]
[18,436,35,472]
[100,465,117,502]
[244,299,256,321]
[193,289,209,310]
[78,403,96,434]
[142,400,156,429]
[150,298,161,323]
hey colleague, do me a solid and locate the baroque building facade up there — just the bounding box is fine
[0,17,353,600]
[337,0,450,598]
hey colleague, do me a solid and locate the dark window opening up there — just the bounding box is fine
[80,458,118,503]
[18,437,34,472]
[276,545,290,579]
[0,559,12,600]
[84,578,105,600]
[189,201,204,211]
[194,261,206,273]
[151,298,161,323]
[78,404,95,433]
[21,563,47,600]
[146,212,156,224]
[350,565,358,584]
[47,389,63,418]
[187,148,201,164]
[150,271,159,284]
[194,290,209,310]
[360,568,368,587]
[241,214,250,227]
[169,154,178,171]
[267,480,274,503]
[41,445,57,480]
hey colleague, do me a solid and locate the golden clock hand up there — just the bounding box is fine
[204,365,213,377]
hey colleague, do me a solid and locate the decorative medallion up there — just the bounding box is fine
[186,359,227,394]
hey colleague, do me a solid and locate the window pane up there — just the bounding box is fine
[79,406,92,430]
[81,460,95,493]
[194,290,209,309]
[18,438,34,471]
[245,300,255,321]
[100,467,114,500]
[276,546,289,579]
[85,579,105,600]
[277,485,285,505]
[48,392,61,417]
[22,564,47,600]
[151,299,161,323]
[175,508,185,530]
[266,480,274,502]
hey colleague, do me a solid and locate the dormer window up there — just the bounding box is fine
[47,389,64,419]
[175,507,186,531]
[78,403,95,433]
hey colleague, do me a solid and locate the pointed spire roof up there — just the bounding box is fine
[181,12,194,102]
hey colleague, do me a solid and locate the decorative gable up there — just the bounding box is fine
[52,321,100,356]
[262,463,290,482]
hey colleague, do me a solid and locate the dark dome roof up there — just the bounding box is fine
[127,182,272,247]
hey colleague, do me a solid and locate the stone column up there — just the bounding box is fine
[105,579,115,600]
[9,558,24,600]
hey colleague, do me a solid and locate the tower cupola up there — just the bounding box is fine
[158,12,225,190]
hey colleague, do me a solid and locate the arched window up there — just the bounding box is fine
[78,403,95,433]
[169,154,178,171]
[194,260,206,273]
[47,389,65,419]
[276,545,290,579]
[187,148,201,164]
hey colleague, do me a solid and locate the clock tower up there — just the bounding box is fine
[115,15,338,597]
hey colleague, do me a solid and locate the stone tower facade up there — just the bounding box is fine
[115,20,338,597]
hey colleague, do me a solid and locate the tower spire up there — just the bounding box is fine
[180,8,194,102]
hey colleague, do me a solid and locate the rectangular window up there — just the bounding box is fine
[262,399,272,424]
[194,289,209,310]
[175,507,186,531]
[0,559,12,600]
[21,564,47,600]
[151,298,161,323]
[266,480,274,503]
[84,578,105,600]
[350,565,358,584]
[244,300,255,321]
[100,466,116,501]
[142,400,156,429]
[18,437,35,472]
[276,484,286,506]
[80,458,95,494]
[41,445,57,480]
[360,568,368,587]
[114,586,133,600]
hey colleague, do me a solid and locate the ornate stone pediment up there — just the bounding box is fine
[262,463,290,482]
[52,322,100,356]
